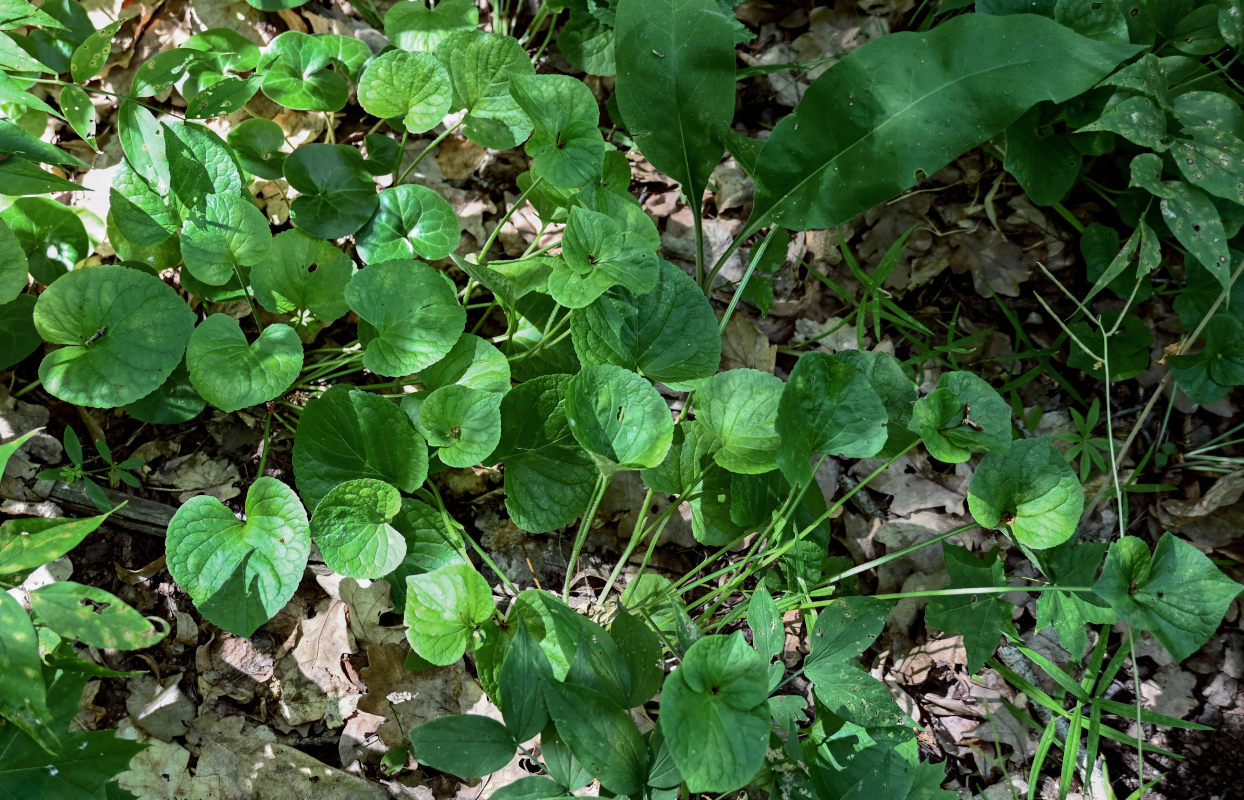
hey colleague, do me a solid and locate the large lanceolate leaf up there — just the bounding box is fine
[293,385,429,511]
[749,13,1139,232]
[345,260,465,376]
[34,266,196,408]
[543,682,647,795]
[166,477,310,637]
[968,436,1083,549]
[0,589,57,752]
[0,217,29,303]
[615,0,736,210]
[186,315,303,413]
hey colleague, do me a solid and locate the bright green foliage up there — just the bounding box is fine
[293,385,429,511]
[1,197,87,285]
[570,259,721,385]
[550,206,660,308]
[110,159,180,246]
[543,682,646,795]
[509,73,605,189]
[776,352,888,485]
[251,230,355,323]
[408,714,515,778]
[358,49,451,134]
[310,478,406,579]
[415,385,504,468]
[749,13,1138,232]
[694,369,784,474]
[1035,541,1115,659]
[29,582,163,650]
[284,143,379,239]
[615,0,736,211]
[404,562,494,665]
[346,259,465,376]
[34,266,196,408]
[0,217,29,302]
[115,101,169,192]
[386,497,469,610]
[386,0,479,53]
[132,48,212,98]
[834,349,919,458]
[565,364,673,471]
[69,16,125,83]
[1094,533,1242,662]
[611,607,665,706]
[260,32,370,112]
[58,83,95,146]
[437,29,535,149]
[661,632,769,793]
[805,596,909,729]
[166,477,310,637]
[0,510,111,575]
[228,117,286,180]
[0,589,58,752]
[185,315,302,412]
[1169,315,1244,404]
[926,545,1016,673]
[356,184,460,264]
[180,193,271,285]
[908,371,1012,464]
[418,333,511,394]
[968,437,1084,549]
[163,121,245,209]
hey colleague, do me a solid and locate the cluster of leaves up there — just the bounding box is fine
[1,0,1242,797]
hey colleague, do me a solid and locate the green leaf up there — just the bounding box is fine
[131,47,212,98]
[58,83,95,147]
[69,16,125,83]
[123,358,206,424]
[346,259,466,377]
[694,369,785,474]
[543,682,646,795]
[293,385,429,511]
[186,315,302,413]
[1066,311,1152,381]
[163,121,244,209]
[1170,314,1244,404]
[558,5,615,75]
[833,349,919,458]
[166,476,310,637]
[571,259,720,385]
[747,586,783,663]
[387,496,468,610]
[565,364,673,471]
[0,295,40,371]
[749,13,1139,231]
[498,619,553,741]
[310,478,406,579]
[413,385,503,468]
[1093,533,1242,662]
[1129,153,1233,288]
[437,29,534,149]
[611,606,664,706]
[357,49,451,134]
[509,73,605,189]
[507,588,589,680]
[615,0,735,208]
[116,100,169,192]
[179,193,272,286]
[660,632,769,793]
[409,714,515,778]
[1003,105,1082,206]
[2,197,89,286]
[487,777,568,800]
[29,582,162,650]
[908,371,1012,464]
[251,229,354,323]
[804,596,909,729]
[0,510,113,577]
[776,352,888,485]
[0,589,57,753]
[261,31,369,111]
[34,266,196,408]
[356,184,460,264]
[925,545,1016,674]
[549,206,659,308]
[185,75,260,119]
[227,117,286,180]
[1170,127,1244,205]
[404,562,495,664]
[1035,540,1113,659]
[968,437,1083,549]
[110,163,180,249]
[418,333,511,394]
[385,0,479,53]
[0,217,29,303]
[284,143,379,239]
[1079,93,1169,150]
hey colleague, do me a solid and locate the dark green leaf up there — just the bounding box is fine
[409,714,515,777]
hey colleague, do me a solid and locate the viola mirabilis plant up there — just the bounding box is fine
[0,0,1241,797]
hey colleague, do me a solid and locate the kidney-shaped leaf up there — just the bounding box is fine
[310,478,406,579]
[346,259,466,376]
[29,582,163,650]
[284,143,379,239]
[418,333,511,394]
[251,229,354,323]
[186,315,303,413]
[415,385,504,468]
[261,31,361,111]
[180,193,272,286]
[34,266,196,408]
[565,365,672,471]
[358,49,452,133]
[356,184,460,264]
[968,436,1083,549]
[0,590,57,753]
[166,477,311,637]
[694,369,784,474]
[404,562,495,665]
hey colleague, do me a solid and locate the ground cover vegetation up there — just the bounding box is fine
[0,0,1242,797]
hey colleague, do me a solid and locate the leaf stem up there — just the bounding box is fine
[397,121,464,184]
[479,175,543,264]
[563,472,611,600]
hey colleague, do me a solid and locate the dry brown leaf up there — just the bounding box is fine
[126,672,195,741]
[195,631,276,704]
[318,574,407,647]
[149,452,241,504]
[354,643,484,751]
[721,314,776,372]
[276,598,361,727]
[116,736,193,799]
[437,135,488,180]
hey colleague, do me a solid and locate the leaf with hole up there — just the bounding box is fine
[804,596,910,729]
[58,83,95,147]
[132,47,213,98]
[404,562,495,665]
[34,266,195,408]
[1129,153,1232,289]
[412,384,504,468]
[166,476,311,637]
[69,15,125,83]
[356,184,460,264]
[284,143,379,239]
[694,369,784,474]
[357,49,452,134]
[185,315,302,413]
[968,436,1083,549]
[29,582,162,650]
[565,364,672,471]
[250,229,353,324]
[310,478,406,579]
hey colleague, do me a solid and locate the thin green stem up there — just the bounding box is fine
[257,410,273,477]
[692,205,707,287]
[804,523,977,597]
[718,225,780,334]
[397,121,464,184]
[479,175,543,263]
[392,129,409,185]
[563,472,612,600]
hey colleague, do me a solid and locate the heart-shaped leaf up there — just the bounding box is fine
[908,371,1012,463]
[356,184,460,264]
[163,121,245,210]
[660,632,769,793]
[833,349,919,458]
[186,315,303,413]
[387,497,470,610]
[166,477,311,637]
[776,352,888,485]
[509,73,605,188]
[34,266,196,408]
[261,31,368,111]
[29,582,164,650]
[968,436,1084,549]
[358,49,452,133]
[284,143,379,239]
[571,259,720,385]
[251,229,354,324]
[386,0,479,53]
[549,206,660,308]
[404,562,495,665]
[293,385,429,511]
[0,217,30,303]
[310,478,406,579]
[412,385,504,468]
[565,364,672,471]
[227,118,287,180]
[418,333,511,394]
[694,369,785,474]
[437,29,534,149]
[1,197,88,285]
[180,193,272,285]
[345,259,466,376]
